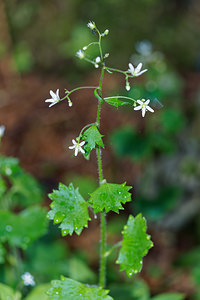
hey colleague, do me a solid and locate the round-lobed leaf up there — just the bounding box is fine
[116,214,153,277]
[89,182,132,213]
[48,183,91,236]
[82,125,104,158]
[47,277,113,300]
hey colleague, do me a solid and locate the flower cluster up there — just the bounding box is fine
[43,20,161,156]
[21,272,35,286]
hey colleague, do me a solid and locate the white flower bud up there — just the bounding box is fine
[104,53,109,58]
[104,29,109,35]
[126,82,130,91]
[95,56,101,63]
[95,64,99,68]
[68,99,73,107]
[83,46,87,50]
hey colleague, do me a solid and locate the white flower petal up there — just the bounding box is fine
[72,139,77,145]
[137,69,148,76]
[56,89,59,98]
[45,99,54,103]
[128,63,134,73]
[79,141,85,147]
[146,106,154,113]
[50,90,55,98]
[145,99,150,105]
[135,63,142,73]
[142,107,146,117]
[49,102,57,107]
[79,147,85,154]
[134,105,142,111]
[74,147,79,156]
[137,100,143,105]
[69,145,75,149]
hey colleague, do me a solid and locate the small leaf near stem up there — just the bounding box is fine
[104,241,122,258]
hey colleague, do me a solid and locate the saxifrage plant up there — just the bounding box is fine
[44,20,156,299]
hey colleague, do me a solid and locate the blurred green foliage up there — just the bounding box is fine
[109,46,188,221]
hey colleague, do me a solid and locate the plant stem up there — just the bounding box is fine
[99,211,106,288]
[95,56,107,287]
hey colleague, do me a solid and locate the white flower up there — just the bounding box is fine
[87,21,95,30]
[95,56,101,63]
[128,63,147,77]
[76,49,85,59]
[69,139,85,156]
[21,272,35,286]
[134,99,154,117]
[45,89,60,107]
[0,125,5,137]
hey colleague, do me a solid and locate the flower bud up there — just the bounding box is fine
[126,82,130,91]
[95,56,101,63]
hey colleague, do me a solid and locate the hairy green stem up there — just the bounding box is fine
[99,211,106,287]
[95,34,107,286]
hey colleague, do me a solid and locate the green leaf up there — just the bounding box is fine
[109,279,150,300]
[68,257,96,283]
[0,283,21,300]
[82,125,104,158]
[0,155,43,208]
[9,172,43,207]
[48,183,91,236]
[47,277,113,300]
[89,182,132,213]
[110,127,153,161]
[0,206,47,249]
[116,214,153,277]
[0,243,5,263]
[151,293,185,300]
[0,177,6,198]
[24,283,51,300]
[0,155,20,176]
[104,97,130,108]
[25,241,69,281]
